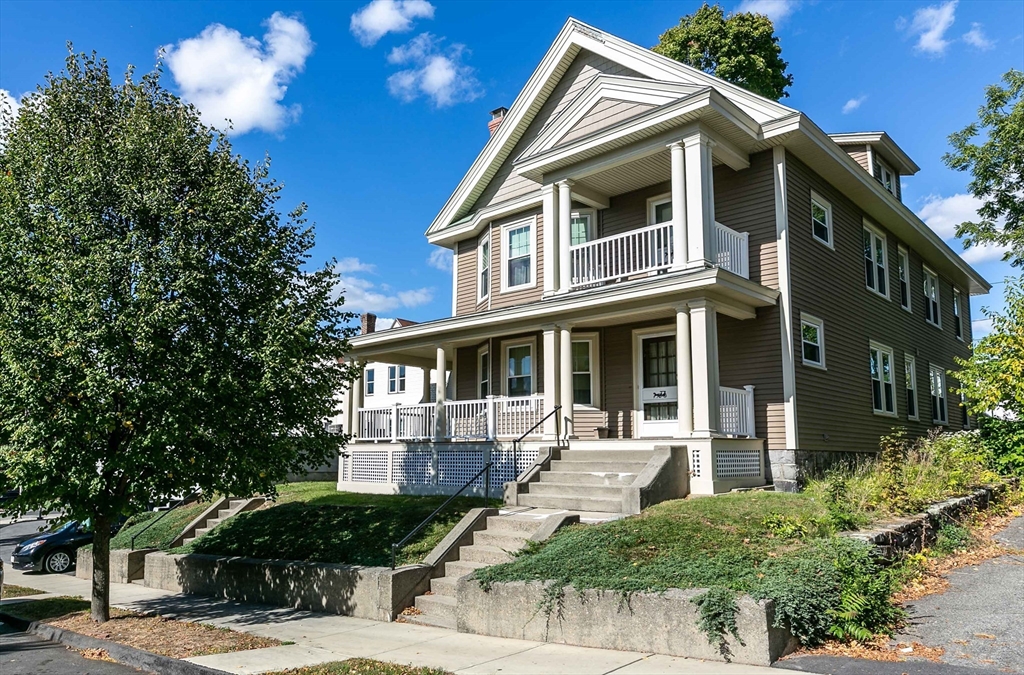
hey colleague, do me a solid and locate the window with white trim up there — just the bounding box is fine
[953,289,963,340]
[930,364,947,424]
[960,392,970,430]
[898,247,911,311]
[800,314,825,368]
[570,210,594,246]
[478,346,490,398]
[905,354,918,420]
[648,194,672,225]
[810,193,832,247]
[924,267,941,327]
[870,343,896,415]
[863,224,888,298]
[388,365,406,394]
[478,233,490,301]
[876,159,898,196]
[505,342,533,397]
[365,368,375,396]
[502,220,534,290]
[571,335,600,407]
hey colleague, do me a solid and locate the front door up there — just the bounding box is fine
[639,335,678,437]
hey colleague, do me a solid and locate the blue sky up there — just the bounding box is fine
[2,0,1022,335]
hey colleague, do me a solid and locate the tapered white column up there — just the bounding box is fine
[675,306,693,437]
[559,325,574,438]
[542,184,559,297]
[688,299,720,436]
[684,133,716,268]
[558,180,573,293]
[542,327,560,439]
[669,141,687,270]
[434,346,447,441]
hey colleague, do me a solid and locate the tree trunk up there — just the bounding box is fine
[90,512,111,623]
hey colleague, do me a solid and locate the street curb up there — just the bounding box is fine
[0,611,232,675]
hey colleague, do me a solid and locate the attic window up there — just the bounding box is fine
[875,159,898,196]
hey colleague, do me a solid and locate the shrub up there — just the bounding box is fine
[978,415,1024,477]
[761,513,808,539]
[933,522,974,555]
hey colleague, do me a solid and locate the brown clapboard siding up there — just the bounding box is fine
[469,50,646,213]
[558,99,658,145]
[454,238,482,316]
[719,310,786,449]
[455,344,483,400]
[786,154,972,453]
[600,181,667,238]
[489,208,544,310]
[714,150,778,288]
[601,322,637,439]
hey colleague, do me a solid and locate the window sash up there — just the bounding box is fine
[898,249,910,310]
[506,344,532,396]
[479,350,490,398]
[870,346,895,414]
[652,200,672,225]
[505,225,532,288]
[863,228,887,296]
[387,365,406,394]
[478,239,490,299]
[953,290,963,339]
[930,366,947,423]
[811,197,830,245]
[905,356,918,420]
[571,340,593,406]
[801,318,823,366]
[570,214,591,246]
[924,270,940,326]
[365,369,375,396]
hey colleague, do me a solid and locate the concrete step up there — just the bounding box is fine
[549,460,649,473]
[217,509,232,520]
[485,515,545,535]
[181,537,195,547]
[205,518,221,528]
[414,593,457,621]
[130,579,146,586]
[193,527,211,538]
[518,493,624,513]
[558,450,654,462]
[459,545,514,565]
[527,482,627,499]
[229,499,247,510]
[444,559,489,578]
[430,575,458,596]
[472,530,531,551]
[402,611,455,630]
[538,471,638,486]
[563,440,658,451]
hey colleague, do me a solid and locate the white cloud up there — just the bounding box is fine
[333,258,433,314]
[736,0,799,24]
[972,317,993,335]
[842,95,867,114]
[902,1,958,56]
[918,192,1010,264]
[958,242,1011,265]
[963,23,995,50]
[0,89,21,117]
[386,33,482,107]
[427,248,453,272]
[350,0,435,47]
[163,13,313,135]
[336,257,377,274]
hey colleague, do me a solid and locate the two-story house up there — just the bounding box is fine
[336,19,988,499]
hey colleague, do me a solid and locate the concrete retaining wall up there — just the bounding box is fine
[143,552,431,622]
[456,579,797,666]
[76,548,155,584]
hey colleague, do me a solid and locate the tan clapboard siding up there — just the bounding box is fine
[842,145,871,173]
[600,181,667,237]
[469,50,646,213]
[455,344,482,400]
[714,150,778,288]
[572,408,609,439]
[786,154,972,453]
[558,99,658,145]
[455,238,481,316]
[718,312,786,448]
[601,322,636,439]
[489,208,544,310]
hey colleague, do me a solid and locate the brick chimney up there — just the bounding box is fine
[360,313,376,335]
[488,107,508,135]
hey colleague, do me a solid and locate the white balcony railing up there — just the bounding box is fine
[358,395,546,442]
[719,385,756,437]
[715,222,749,279]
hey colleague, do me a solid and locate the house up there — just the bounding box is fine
[336,19,988,498]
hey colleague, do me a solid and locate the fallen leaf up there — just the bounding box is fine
[974,633,996,640]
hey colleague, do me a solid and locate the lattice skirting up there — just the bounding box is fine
[341,446,538,490]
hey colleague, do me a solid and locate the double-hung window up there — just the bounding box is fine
[897,247,911,311]
[570,335,599,407]
[930,365,947,424]
[505,342,533,397]
[869,343,896,416]
[570,210,594,246]
[365,368,375,396]
[478,234,490,301]
[388,365,406,394]
[876,160,898,196]
[800,314,825,368]
[924,267,941,327]
[863,224,888,298]
[905,355,918,420]
[953,289,963,340]
[478,347,490,398]
[810,192,833,247]
[502,219,534,290]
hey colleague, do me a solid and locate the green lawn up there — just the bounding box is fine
[81,500,211,552]
[1,584,45,599]
[1,596,89,621]
[266,659,449,675]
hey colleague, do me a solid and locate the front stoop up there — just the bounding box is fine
[518,449,655,512]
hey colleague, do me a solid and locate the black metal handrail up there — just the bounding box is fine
[562,416,574,445]
[390,462,492,569]
[131,489,202,550]
[513,405,562,481]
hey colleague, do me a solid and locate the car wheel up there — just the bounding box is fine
[43,549,73,574]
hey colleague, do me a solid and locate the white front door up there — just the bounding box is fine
[638,334,678,438]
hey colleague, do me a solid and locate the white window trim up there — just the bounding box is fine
[477,344,490,399]
[477,231,490,302]
[870,341,898,417]
[953,288,964,341]
[877,159,897,196]
[799,313,826,370]
[905,353,919,421]
[647,192,672,226]
[569,208,596,247]
[923,265,942,329]
[897,246,912,313]
[387,365,406,394]
[571,332,601,409]
[809,191,834,250]
[501,336,537,396]
[499,216,537,293]
[364,367,375,396]
[929,364,948,425]
[863,220,890,301]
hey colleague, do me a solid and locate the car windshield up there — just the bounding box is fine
[53,520,80,534]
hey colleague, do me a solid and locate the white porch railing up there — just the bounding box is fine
[715,222,749,279]
[358,395,546,442]
[719,385,756,438]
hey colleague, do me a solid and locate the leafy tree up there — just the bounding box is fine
[943,70,1024,265]
[653,3,793,101]
[0,50,355,621]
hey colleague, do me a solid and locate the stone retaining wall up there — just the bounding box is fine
[76,548,155,584]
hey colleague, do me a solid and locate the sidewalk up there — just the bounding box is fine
[2,567,781,674]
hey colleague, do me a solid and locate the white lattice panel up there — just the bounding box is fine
[392,451,433,484]
[715,449,761,478]
[438,450,486,487]
[690,448,701,478]
[350,450,389,483]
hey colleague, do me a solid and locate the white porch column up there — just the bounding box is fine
[542,327,560,439]
[688,299,720,437]
[421,366,432,404]
[669,141,687,271]
[675,306,694,437]
[559,325,574,438]
[684,132,716,268]
[542,183,559,296]
[557,180,573,293]
[352,366,364,440]
[433,346,447,441]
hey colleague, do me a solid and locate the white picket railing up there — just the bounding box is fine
[444,399,488,440]
[569,222,673,288]
[358,395,546,442]
[715,222,749,279]
[495,396,545,438]
[358,407,393,442]
[397,404,435,440]
[719,385,756,438]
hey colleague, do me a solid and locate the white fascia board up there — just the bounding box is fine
[426,192,543,247]
[828,131,920,175]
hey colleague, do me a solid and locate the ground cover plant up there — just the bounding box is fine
[80,500,211,553]
[1,583,44,598]
[267,659,450,675]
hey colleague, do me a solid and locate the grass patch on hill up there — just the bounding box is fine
[81,500,211,552]
[1,584,45,598]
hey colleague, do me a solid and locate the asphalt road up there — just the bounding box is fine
[0,623,142,674]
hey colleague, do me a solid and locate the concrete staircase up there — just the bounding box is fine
[516,449,654,513]
[179,497,265,547]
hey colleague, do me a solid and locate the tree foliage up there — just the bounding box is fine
[653,3,793,101]
[943,69,1024,265]
[0,50,355,620]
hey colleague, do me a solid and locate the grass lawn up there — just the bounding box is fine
[266,659,449,675]
[175,482,499,567]
[1,584,45,598]
[82,500,211,552]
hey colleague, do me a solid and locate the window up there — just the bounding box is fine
[897,247,911,311]
[960,392,970,430]
[924,267,941,327]
[876,160,898,196]
[648,194,672,225]
[870,343,896,415]
[800,314,825,368]
[905,354,918,420]
[570,210,594,246]
[505,342,533,396]
[570,336,601,407]
[478,347,490,398]
[502,219,535,290]
[810,192,832,247]
[863,224,888,298]
[365,368,375,396]
[478,234,490,300]
[388,365,406,394]
[930,364,947,424]
[953,289,963,340]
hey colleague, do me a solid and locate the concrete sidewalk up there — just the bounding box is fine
[2,567,781,674]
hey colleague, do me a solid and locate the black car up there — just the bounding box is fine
[11,518,125,574]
